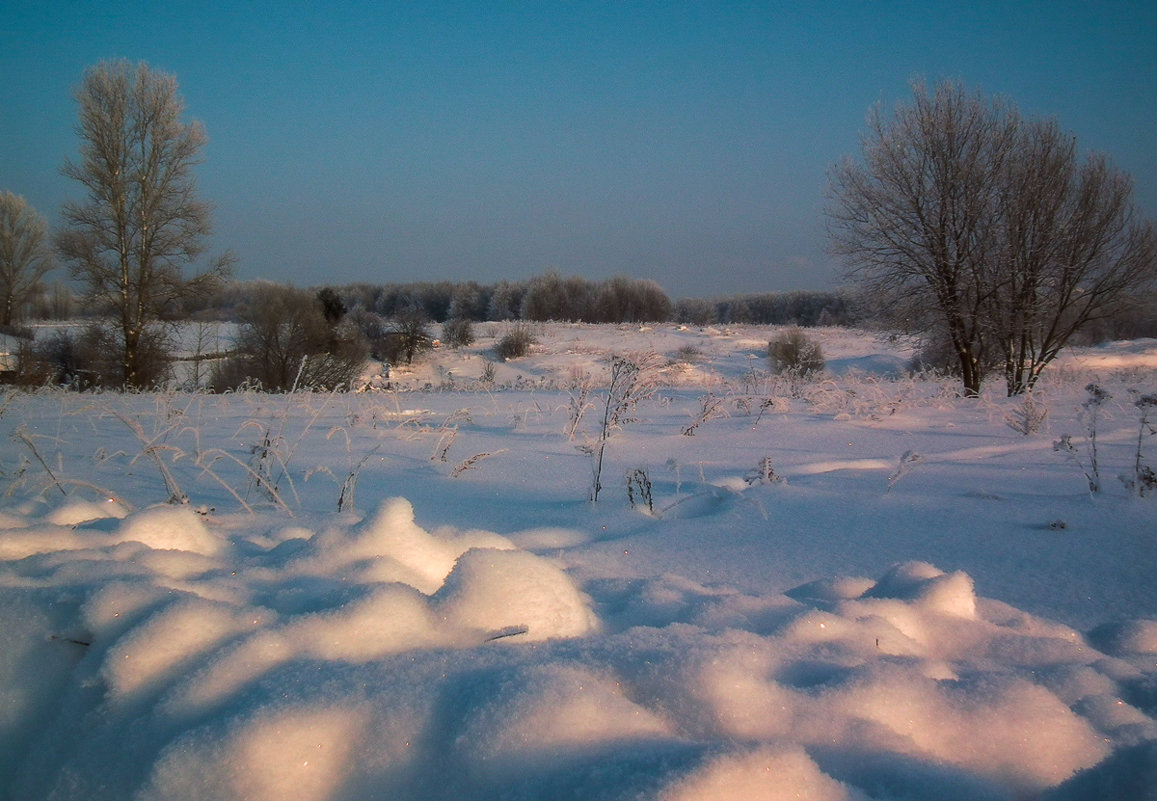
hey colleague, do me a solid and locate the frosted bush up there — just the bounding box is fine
[768,328,825,376]
[495,323,535,360]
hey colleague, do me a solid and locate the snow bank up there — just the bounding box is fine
[1,492,1148,799]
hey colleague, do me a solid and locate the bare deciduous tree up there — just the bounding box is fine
[989,120,1157,394]
[0,191,54,327]
[57,59,231,388]
[828,79,1156,396]
[388,307,431,365]
[828,80,1018,396]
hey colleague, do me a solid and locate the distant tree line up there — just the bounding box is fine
[673,291,855,327]
[318,270,676,325]
[198,272,857,328]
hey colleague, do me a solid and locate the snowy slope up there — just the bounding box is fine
[1,325,1155,800]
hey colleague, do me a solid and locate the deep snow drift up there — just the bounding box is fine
[2,324,1156,800]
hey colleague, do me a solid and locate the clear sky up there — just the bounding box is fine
[2,1,1155,298]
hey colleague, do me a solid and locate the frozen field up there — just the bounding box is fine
[2,323,1156,800]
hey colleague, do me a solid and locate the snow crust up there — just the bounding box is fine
[2,324,1156,799]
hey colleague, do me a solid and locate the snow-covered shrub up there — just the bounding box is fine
[906,327,999,382]
[213,285,367,391]
[495,323,535,360]
[382,308,432,366]
[79,321,174,389]
[768,328,825,376]
[441,318,474,349]
[479,360,496,386]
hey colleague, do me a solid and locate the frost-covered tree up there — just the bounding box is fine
[828,80,1017,396]
[0,191,54,326]
[987,119,1156,394]
[389,306,431,365]
[57,60,231,388]
[829,79,1156,396]
[486,280,524,321]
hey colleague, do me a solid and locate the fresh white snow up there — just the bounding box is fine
[2,324,1156,800]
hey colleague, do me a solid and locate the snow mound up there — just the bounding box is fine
[659,746,858,801]
[45,497,130,526]
[113,505,227,556]
[433,548,599,640]
[1089,618,1157,656]
[861,561,978,619]
[0,487,1152,799]
[301,497,515,592]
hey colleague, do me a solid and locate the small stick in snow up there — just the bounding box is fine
[484,625,529,641]
[49,634,92,648]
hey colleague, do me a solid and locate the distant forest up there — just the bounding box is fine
[196,271,859,328]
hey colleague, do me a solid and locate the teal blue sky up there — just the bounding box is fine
[2,1,1155,297]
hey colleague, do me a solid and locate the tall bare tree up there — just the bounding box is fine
[0,191,54,327]
[828,79,1156,396]
[57,59,230,388]
[828,80,1019,395]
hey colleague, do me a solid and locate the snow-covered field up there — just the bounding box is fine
[2,323,1156,800]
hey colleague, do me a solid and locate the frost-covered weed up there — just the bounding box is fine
[450,449,507,478]
[1050,383,1157,497]
[1123,390,1157,497]
[626,467,654,512]
[790,374,943,419]
[232,392,337,510]
[1054,384,1113,494]
[734,394,779,427]
[13,427,69,499]
[426,409,471,460]
[582,352,659,502]
[887,450,922,491]
[744,456,784,486]
[105,405,190,505]
[1005,393,1049,435]
[563,369,594,441]
[307,426,381,512]
[681,393,728,436]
